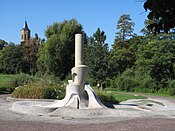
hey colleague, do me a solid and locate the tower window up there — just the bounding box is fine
[21,34,23,39]
[25,34,26,40]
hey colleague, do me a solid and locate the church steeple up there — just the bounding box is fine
[20,20,31,44]
[24,20,29,30]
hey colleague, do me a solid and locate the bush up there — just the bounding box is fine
[112,69,139,91]
[96,91,119,104]
[13,73,36,87]
[12,83,65,99]
[167,80,175,96]
[86,76,97,86]
[111,69,159,93]
[93,87,119,104]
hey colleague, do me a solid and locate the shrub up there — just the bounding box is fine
[167,80,175,96]
[13,73,36,87]
[12,83,65,99]
[93,87,119,104]
[112,69,139,91]
[86,76,97,86]
[96,91,119,104]
[111,69,159,93]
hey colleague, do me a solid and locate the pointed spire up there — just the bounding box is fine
[24,20,29,29]
[21,17,30,30]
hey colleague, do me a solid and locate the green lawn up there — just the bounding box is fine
[0,74,17,82]
[0,74,17,94]
[111,92,147,102]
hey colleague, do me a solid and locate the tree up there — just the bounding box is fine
[0,39,8,50]
[0,44,24,74]
[84,28,111,88]
[140,19,155,36]
[115,14,135,43]
[136,34,175,88]
[144,0,175,34]
[22,38,40,75]
[37,19,83,80]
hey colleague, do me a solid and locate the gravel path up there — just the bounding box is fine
[1,118,175,131]
[1,94,175,131]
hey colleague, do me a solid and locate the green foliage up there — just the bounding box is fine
[0,82,16,94]
[93,87,119,103]
[13,83,65,99]
[110,68,158,93]
[22,39,40,75]
[111,46,135,74]
[167,80,175,96]
[0,39,8,50]
[111,93,146,102]
[0,74,35,94]
[136,36,175,87]
[94,87,146,104]
[115,14,135,42]
[84,28,111,87]
[13,73,35,86]
[0,44,24,74]
[144,0,175,34]
[37,19,83,80]
[111,69,138,91]
[0,39,39,75]
[97,91,118,104]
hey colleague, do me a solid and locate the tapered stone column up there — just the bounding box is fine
[75,34,84,67]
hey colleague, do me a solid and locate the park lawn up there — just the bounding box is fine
[108,90,175,102]
[111,92,147,102]
[0,74,18,94]
[0,74,18,82]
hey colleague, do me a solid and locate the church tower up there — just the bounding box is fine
[20,20,31,44]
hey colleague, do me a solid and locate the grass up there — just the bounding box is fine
[0,74,17,94]
[94,87,147,104]
[0,74,17,82]
[111,92,147,102]
[0,74,35,94]
[107,87,175,99]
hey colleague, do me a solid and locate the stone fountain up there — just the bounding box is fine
[12,33,105,114]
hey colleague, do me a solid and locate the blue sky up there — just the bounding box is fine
[0,0,148,46]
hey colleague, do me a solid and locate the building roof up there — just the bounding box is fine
[21,20,30,31]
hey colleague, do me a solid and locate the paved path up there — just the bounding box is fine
[1,118,175,131]
[1,94,175,131]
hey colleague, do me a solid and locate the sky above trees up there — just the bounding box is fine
[0,0,147,46]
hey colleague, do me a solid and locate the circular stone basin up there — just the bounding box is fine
[12,101,57,115]
[137,100,165,106]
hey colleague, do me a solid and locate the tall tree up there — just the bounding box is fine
[144,0,175,34]
[136,34,175,88]
[22,38,40,75]
[0,44,24,74]
[0,39,8,50]
[140,19,155,36]
[37,19,83,80]
[84,28,111,87]
[115,14,135,43]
